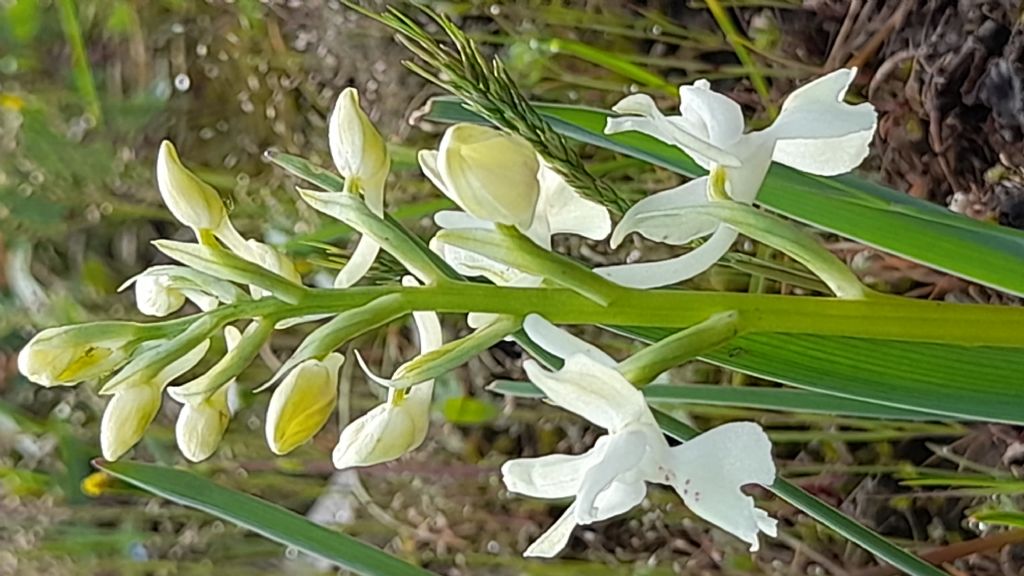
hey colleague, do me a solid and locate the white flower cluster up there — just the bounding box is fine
[18,70,877,557]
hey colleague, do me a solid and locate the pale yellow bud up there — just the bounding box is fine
[329,87,390,205]
[175,389,230,463]
[265,353,343,455]
[424,124,540,228]
[156,140,227,231]
[135,273,186,317]
[100,384,162,461]
[18,323,139,387]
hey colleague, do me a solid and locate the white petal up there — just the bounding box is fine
[596,226,738,289]
[767,68,877,176]
[429,234,526,285]
[403,275,444,353]
[605,93,741,168]
[522,315,616,367]
[609,177,715,248]
[333,237,381,288]
[418,150,450,199]
[501,444,605,499]
[665,421,777,551]
[592,478,647,522]
[677,79,746,148]
[574,428,647,524]
[523,355,650,431]
[532,164,611,241]
[523,503,579,558]
[433,210,492,231]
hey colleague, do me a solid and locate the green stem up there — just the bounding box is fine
[151,282,1024,350]
[618,311,740,385]
[704,0,777,118]
[55,0,102,124]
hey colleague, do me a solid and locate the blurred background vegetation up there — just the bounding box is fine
[2,0,1024,574]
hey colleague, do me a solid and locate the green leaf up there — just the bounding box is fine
[422,98,1024,297]
[95,460,432,575]
[488,380,957,421]
[616,327,1024,426]
[971,510,1024,528]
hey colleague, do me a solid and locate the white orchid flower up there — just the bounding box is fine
[334,277,443,468]
[328,88,392,288]
[425,153,611,323]
[596,68,877,289]
[503,320,776,557]
[421,124,541,228]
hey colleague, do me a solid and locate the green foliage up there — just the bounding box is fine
[97,461,433,575]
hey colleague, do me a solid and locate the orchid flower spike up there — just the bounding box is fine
[328,88,392,288]
[596,68,877,289]
[333,277,444,468]
[503,319,776,557]
[100,339,211,461]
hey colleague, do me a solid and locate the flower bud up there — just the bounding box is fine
[100,384,162,461]
[173,326,240,462]
[121,265,244,317]
[156,141,227,232]
[175,389,230,462]
[421,124,540,229]
[265,353,343,455]
[135,273,186,317]
[332,387,431,469]
[18,323,140,387]
[329,87,390,204]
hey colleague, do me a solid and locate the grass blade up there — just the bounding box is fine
[96,460,432,575]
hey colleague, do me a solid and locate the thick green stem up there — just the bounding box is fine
[618,311,740,386]
[156,282,1024,350]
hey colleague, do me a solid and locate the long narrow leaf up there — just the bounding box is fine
[614,327,1024,426]
[96,460,432,576]
[488,379,955,421]
[423,98,1024,297]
